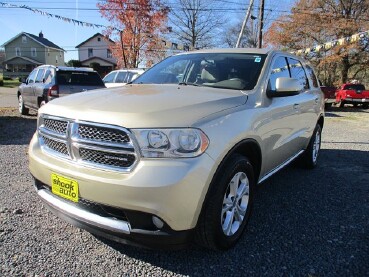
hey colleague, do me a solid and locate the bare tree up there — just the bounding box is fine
[168,0,225,48]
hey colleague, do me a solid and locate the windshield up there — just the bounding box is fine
[133,53,266,90]
[345,84,365,91]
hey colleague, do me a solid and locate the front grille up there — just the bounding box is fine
[41,136,69,156]
[39,116,137,172]
[78,124,130,143]
[79,148,136,168]
[44,118,68,135]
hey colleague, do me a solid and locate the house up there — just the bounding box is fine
[76,33,117,76]
[1,31,65,78]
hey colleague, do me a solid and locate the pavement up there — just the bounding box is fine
[0,87,18,108]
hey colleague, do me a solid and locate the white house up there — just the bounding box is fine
[76,33,117,76]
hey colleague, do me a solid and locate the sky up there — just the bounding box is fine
[0,0,294,62]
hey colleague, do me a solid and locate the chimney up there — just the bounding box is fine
[39,31,44,38]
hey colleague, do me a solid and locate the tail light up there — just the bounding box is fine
[48,85,59,97]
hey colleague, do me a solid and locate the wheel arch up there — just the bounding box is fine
[317,115,324,129]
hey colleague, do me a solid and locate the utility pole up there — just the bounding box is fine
[257,0,265,48]
[236,0,255,48]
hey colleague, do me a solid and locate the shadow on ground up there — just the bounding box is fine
[0,114,37,145]
[100,148,369,276]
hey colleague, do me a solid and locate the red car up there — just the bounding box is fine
[335,83,369,108]
[320,86,336,108]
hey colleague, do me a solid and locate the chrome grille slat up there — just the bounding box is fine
[78,124,130,143]
[79,148,136,168]
[41,136,69,156]
[38,115,137,172]
[44,118,68,135]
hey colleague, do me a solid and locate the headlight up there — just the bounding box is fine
[132,128,209,158]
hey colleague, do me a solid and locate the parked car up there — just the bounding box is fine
[29,49,324,250]
[335,83,369,108]
[17,65,105,115]
[320,86,336,108]
[103,69,144,87]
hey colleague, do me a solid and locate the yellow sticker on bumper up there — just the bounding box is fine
[51,173,79,203]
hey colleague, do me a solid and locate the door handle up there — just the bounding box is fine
[293,103,299,109]
[315,98,319,104]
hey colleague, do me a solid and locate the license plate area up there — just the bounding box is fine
[51,173,79,202]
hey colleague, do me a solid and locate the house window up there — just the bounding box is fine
[171,43,178,50]
[47,49,50,56]
[22,35,27,43]
[88,48,93,57]
[31,48,37,57]
[59,51,62,58]
[15,47,21,56]
[56,55,58,64]
[107,49,112,58]
[98,37,101,42]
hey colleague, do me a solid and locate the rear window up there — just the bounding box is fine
[344,84,365,90]
[56,71,104,86]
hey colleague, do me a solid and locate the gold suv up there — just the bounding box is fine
[29,49,324,250]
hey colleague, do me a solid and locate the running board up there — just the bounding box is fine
[258,150,304,184]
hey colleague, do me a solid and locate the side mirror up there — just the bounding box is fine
[19,77,27,84]
[267,77,303,97]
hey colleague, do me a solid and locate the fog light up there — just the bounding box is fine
[152,216,164,229]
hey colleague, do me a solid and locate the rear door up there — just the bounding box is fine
[22,69,38,107]
[31,68,46,108]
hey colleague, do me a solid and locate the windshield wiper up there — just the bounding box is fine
[178,82,201,87]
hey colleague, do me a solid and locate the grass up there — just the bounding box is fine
[0,73,20,88]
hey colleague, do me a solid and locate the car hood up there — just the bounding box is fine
[40,84,247,128]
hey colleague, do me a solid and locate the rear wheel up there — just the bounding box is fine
[18,94,29,115]
[300,124,322,169]
[363,103,369,109]
[196,154,255,250]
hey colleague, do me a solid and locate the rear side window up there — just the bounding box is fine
[115,72,128,83]
[305,65,319,88]
[56,71,104,86]
[35,69,45,83]
[268,56,290,91]
[44,69,54,84]
[287,58,309,89]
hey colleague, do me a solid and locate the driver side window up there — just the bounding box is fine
[268,56,290,91]
[27,69,38,84]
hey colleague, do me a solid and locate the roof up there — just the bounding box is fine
[3,56,43,65]
[80,56,117,66]
[1,32,64,51]
[75,33,115,48]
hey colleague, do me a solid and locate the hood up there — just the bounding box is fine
[39,84,247,128]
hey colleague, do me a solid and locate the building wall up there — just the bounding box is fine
[5,34,46,64]
[45,48,65,66]
[78,35,117,64]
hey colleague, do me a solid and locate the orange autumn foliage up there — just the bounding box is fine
[97,0,169,68]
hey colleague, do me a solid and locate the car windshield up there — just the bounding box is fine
[57,71,104,86]
[133,53,266,90]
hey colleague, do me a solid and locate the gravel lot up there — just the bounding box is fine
[1,106,368,276]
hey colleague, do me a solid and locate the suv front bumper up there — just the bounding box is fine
[29,134,216,247]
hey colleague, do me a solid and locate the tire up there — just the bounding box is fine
[300,124,322,169]
[196,154,255,250]
[18,94,29,115]
[363,103,369,109]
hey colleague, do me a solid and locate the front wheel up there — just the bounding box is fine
[196,154,255,250]
[18,94,29,115]
[300,124,322,169]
